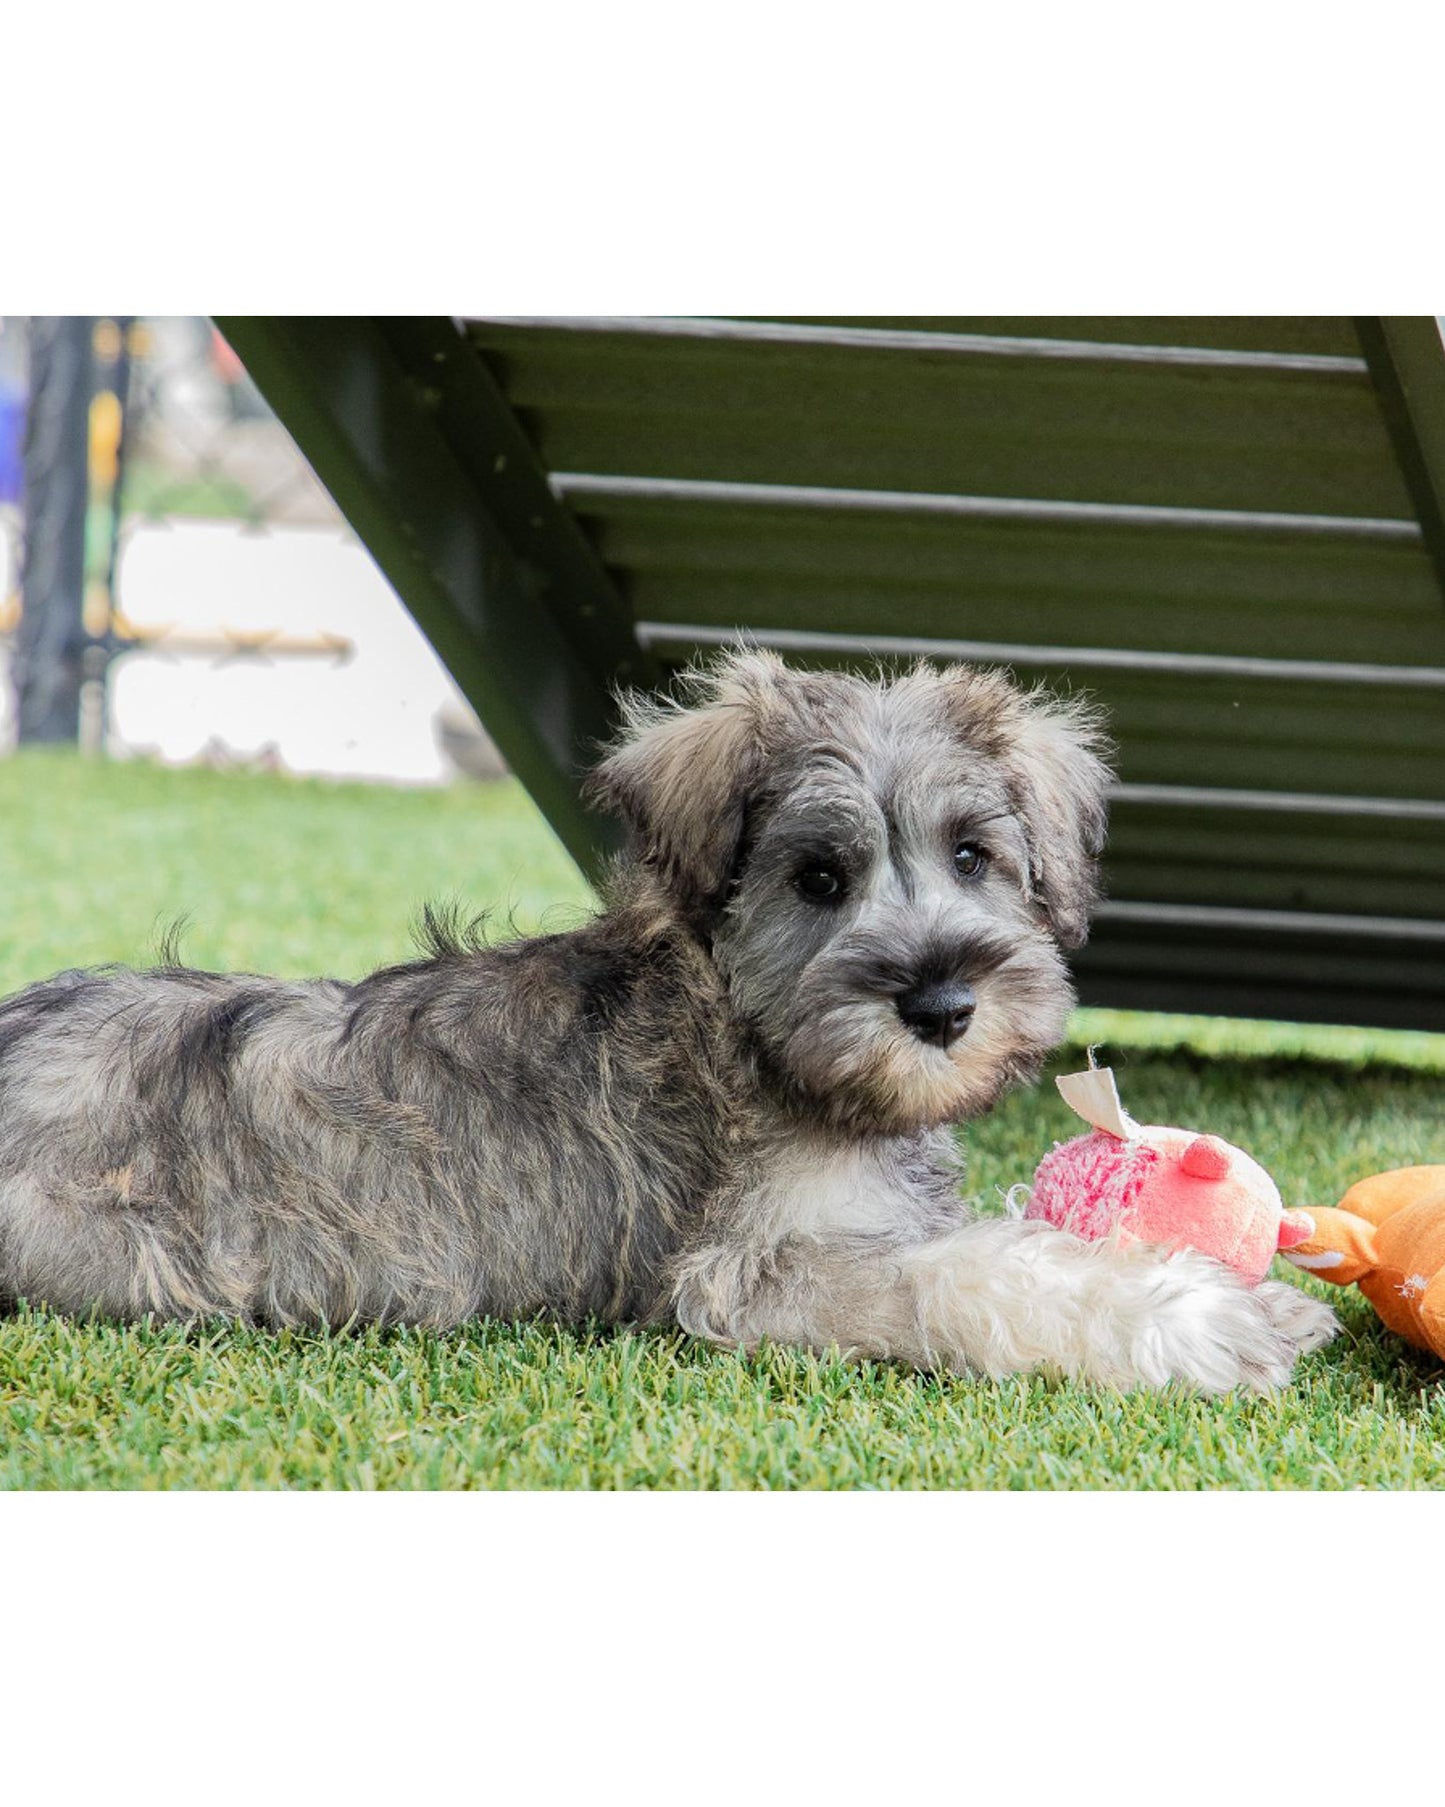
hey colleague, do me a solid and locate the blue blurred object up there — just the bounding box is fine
[0,383,22,506]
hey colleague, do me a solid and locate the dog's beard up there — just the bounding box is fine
[782,999,983,1132]
[773,948,1074,1137]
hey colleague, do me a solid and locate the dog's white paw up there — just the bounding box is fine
[1121,1256,1340,1395]
[1254,1278,1341,1356]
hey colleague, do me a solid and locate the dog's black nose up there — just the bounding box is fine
[896,982,976,1050]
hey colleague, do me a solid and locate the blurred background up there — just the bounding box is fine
[0,315,588,996]
[0,315,502,782]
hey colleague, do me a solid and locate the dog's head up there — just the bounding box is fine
[587,649,1112,1135]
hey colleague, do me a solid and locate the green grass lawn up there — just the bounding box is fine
[2,749,1443,1489]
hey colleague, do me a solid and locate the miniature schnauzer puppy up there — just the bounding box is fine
[0,651,1336,1391]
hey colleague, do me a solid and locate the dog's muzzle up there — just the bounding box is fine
[895,981,976,1050]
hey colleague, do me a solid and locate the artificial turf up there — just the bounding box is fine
[2,748,1442,1489]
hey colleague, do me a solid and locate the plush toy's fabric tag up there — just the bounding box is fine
[1056,1066,1139,1140]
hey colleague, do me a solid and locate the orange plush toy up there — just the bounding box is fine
[1281,1166,1445,1360]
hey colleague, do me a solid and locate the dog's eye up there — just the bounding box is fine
[953,842,988,881]
[796,864,845,903]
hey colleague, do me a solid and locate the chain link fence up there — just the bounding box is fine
[120,317,339,533]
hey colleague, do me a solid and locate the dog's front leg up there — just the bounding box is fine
[672,1218,1338,1394]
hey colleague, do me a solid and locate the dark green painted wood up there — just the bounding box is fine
[566,490,1445,666]
[1074,918,1445,1031]
[466,319,1412,518]
[1090,672,1445,800]
[213,316,649,876]
[1355,316,1445,603]
[1103,802,1445,920]
[371,319,654,691]
[639,638,1445,802]
[739,318,1365,357]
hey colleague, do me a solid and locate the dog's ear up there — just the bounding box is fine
[1002,688,1113,948]
[585,649,786,912]
[936,667,1114,949]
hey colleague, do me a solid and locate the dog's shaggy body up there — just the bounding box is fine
[0,654,1336,1390]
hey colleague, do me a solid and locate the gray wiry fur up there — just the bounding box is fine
[0,653,1337,1390]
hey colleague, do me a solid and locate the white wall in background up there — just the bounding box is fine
[108,520,480,785]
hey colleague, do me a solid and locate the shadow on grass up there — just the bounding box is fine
[1306,1292,1445,1407]
[5,1278,1441,1402]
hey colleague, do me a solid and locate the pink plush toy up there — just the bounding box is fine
[1023,1064,1314,1286]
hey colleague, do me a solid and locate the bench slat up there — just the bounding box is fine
[635,626,1445,801]
[1104,802,1445,919]
[567,490,1445,667]
[733,317,1366,357]
[465,320,1413,518]
[1076,913,1445,1030]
